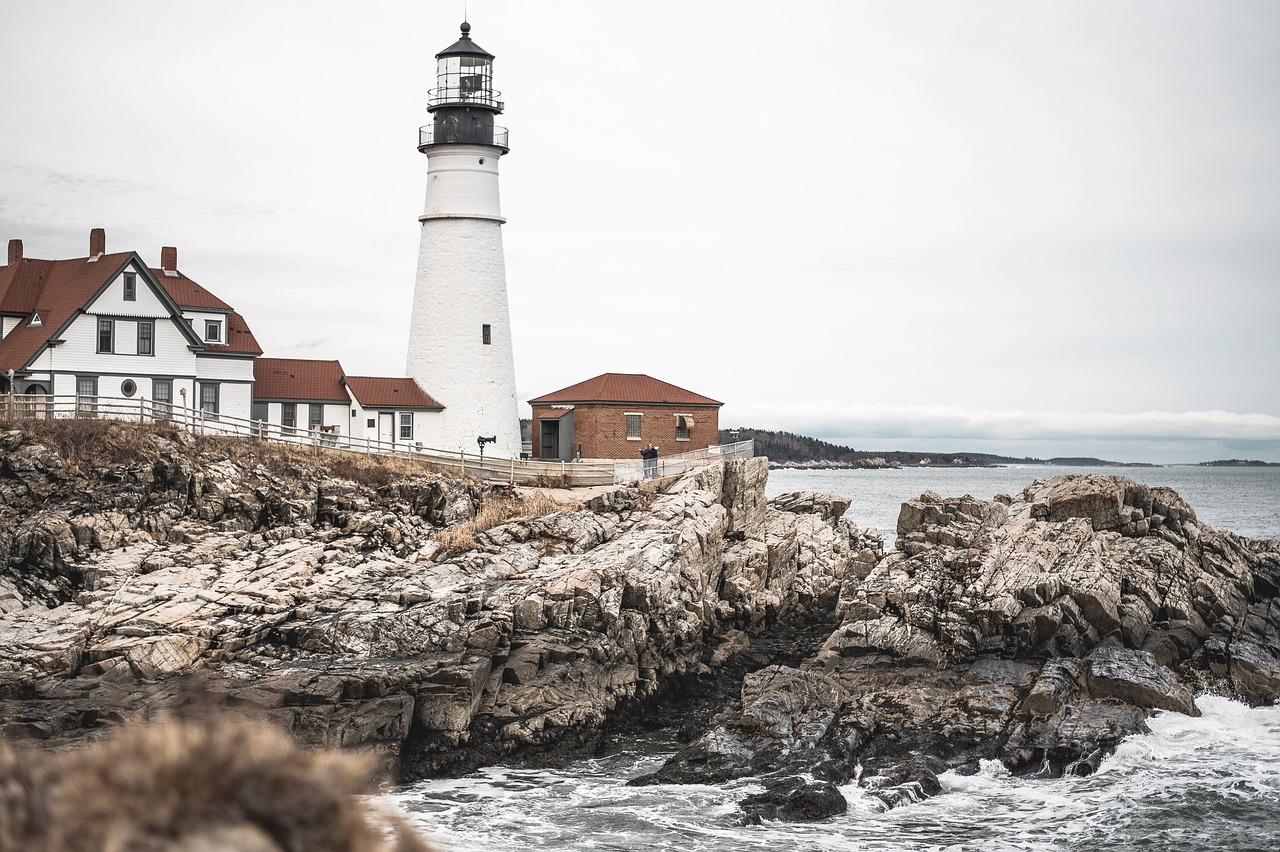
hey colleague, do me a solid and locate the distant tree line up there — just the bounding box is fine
[718,427,1121,467]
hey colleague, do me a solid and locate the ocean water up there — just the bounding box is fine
[392,698,1280,851]
[391,466,1280,851]
[766,464,1280,544]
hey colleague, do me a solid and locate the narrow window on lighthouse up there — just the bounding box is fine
[482,324,492,345]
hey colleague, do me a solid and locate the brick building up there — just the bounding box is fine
[528,373,722,461]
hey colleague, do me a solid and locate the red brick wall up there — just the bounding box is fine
[531,403,720,460]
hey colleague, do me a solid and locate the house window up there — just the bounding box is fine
[676,414,694,441]
[76,376,98,415]
[626,413,642,440]
[309,403,323,432]
[120,379,137,398]
[199,383,219,419]
[123,272,136,301]
[366,418,375,429]
[97,318,114,353]
[282,402,297,434]
[153,379,172,417]
[205,320,222,343]
[482,324,491,345]
[137,320,154,355]
[399,412,413,440]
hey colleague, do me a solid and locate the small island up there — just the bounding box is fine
[1200,459,1280,467]
[721,427,1160,469]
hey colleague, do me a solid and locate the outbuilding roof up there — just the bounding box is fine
[344,376,443,410]
[253,358,349,402]
[528,373,722,407]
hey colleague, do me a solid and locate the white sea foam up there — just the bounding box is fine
[391,697,1280,851]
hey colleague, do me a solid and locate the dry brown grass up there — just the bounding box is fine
[435,489,572,554]
[0,418,475,489]
[0,717,434,851]
[0,417,183,473]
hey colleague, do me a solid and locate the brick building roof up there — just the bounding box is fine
[344,376,443,410]
[253,358,349,402]
[528,373,722,407]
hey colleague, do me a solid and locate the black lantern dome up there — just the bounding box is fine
[419,22,509,152]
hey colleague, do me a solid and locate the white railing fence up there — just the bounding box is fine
[0,392,752,487]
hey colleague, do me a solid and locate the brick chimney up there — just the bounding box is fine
[6,239,21,266]
[161,246,178,272]
[89,227,105,257]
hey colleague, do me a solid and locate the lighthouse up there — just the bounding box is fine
[405,22,520,458]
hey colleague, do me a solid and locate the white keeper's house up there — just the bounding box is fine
[0,229,261,418]
[0,229,446,445]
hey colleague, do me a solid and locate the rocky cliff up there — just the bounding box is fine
[0,423,880,779]
[638,474,1280,821]
[6,423,1277,826]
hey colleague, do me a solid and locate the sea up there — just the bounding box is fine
[390,465,1280,851]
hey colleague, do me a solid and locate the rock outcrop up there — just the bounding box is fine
[0,425,881,780]
[644,474,1280,818]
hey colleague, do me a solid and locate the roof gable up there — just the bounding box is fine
[528,373,722,407]
[0,251,136,371]
[0,246,260,371]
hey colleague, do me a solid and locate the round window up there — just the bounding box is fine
[121,379,137,398]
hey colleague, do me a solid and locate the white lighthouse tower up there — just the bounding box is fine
[406,22,520,458]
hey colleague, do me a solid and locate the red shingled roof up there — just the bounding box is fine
[0,248,260,369]
[151,268,233,310]
[0,252,134,372]
[344,376,443,410]
[528,373,722,406]
[203,311,262,356]
[253,358,349,402]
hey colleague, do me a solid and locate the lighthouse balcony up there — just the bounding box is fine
[428,87,504,111]
[419,123,510,152]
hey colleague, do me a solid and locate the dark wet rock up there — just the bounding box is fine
[641,473,1280,818]
[739,776,848,823]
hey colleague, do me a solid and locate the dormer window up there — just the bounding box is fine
[123,272,136,301]
[27,312,42,328]
[204,320,222,343]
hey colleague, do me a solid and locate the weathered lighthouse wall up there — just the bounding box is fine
[407,214,520,457]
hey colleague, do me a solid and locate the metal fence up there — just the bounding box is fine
[0,392,752,487]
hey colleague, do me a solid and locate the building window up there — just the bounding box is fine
[626,413,642,440]
[366,418,375,429]
[199,383,219,419]
[205,320,222,343]
[399,412,413,440]
[482,324,491,345]
[97,318,114,353]
[76,376,98,415]
[282,402,296,434]
[123,272,136,301]
[153,379,172,417]
[120,379,137,398]
[676,414,694,441]
[137,320,154,355]
[309,403,323,433]
[251,401,268,422]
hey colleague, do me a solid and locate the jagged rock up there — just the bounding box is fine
[641,473,1280,817]
[0,436,863,789]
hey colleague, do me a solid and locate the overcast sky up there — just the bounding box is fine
[3,1,1277,463]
